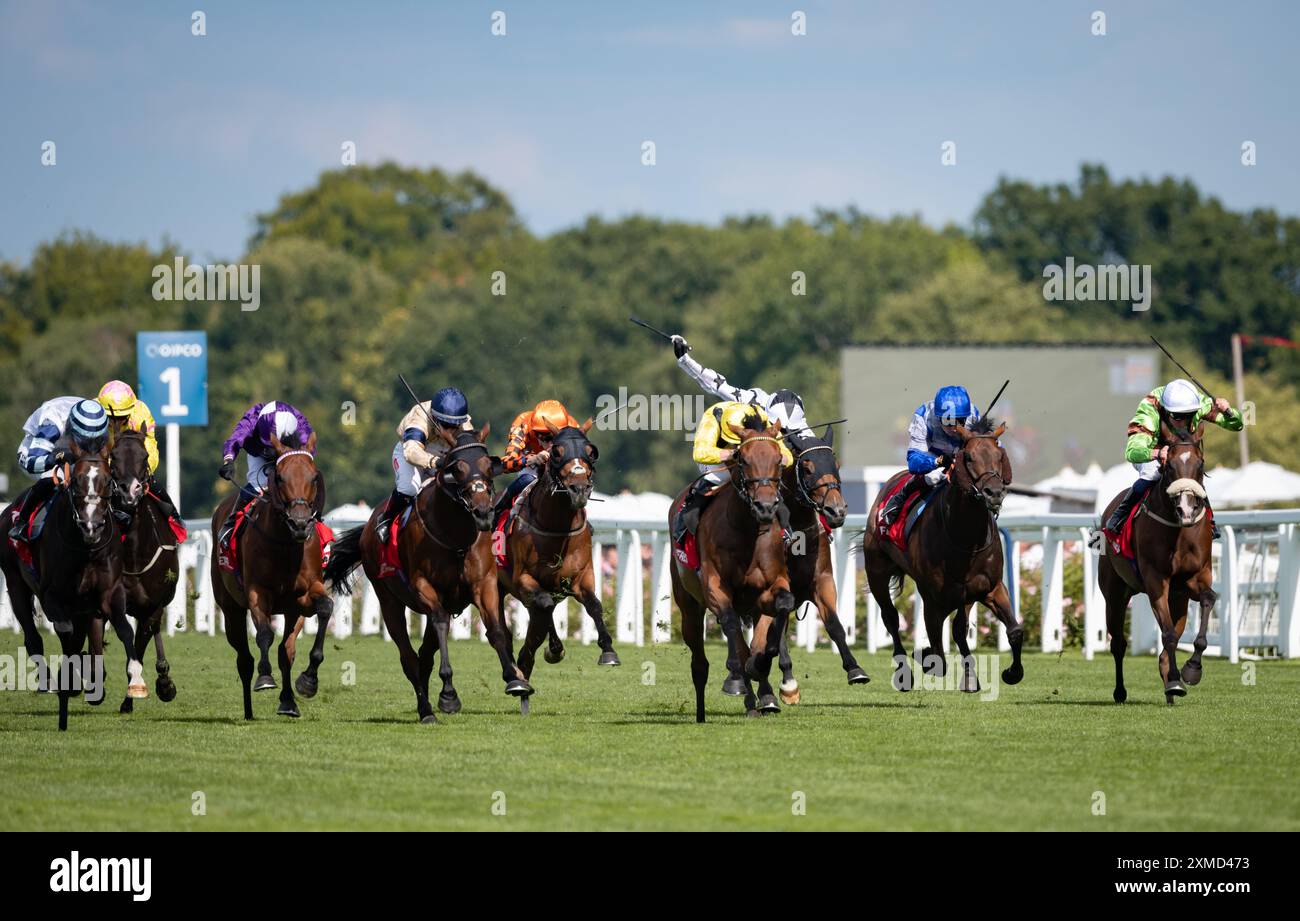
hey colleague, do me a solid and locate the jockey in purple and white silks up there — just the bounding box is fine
[9,397,110,541]
[879,385,982,525]
[216,401,315,547]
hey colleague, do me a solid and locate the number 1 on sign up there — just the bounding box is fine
[159,366,189,417]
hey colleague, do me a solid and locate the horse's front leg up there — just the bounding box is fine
[747,587,796,713]
[475,574,531,699]
[294,592,333,699]
[151,618,177,701]
[984,582,1023,685]
[433,610,461,714]
[714,600,755,713]
[577,567,620,666]
[107,597,147,710]
[249,587,277,692]
[276,611,304,718]
[1181,575,1217,686]
[777,628,798,704]
[1145,577,1187,704]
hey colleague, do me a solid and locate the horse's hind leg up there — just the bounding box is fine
[378,586,435,723]
[295,594,333,699]
[220,598,255,720]
[1100,564,1131,703]
[951,603,980,693]
[777,628,798,705]
[984,582,1024,686]
[674,573,709,723]
[433,612,460,714]
[816,572,868,686]
[275,613,303,718]
[915,595,949,679]
[3,566,47,688]
[866,559,912,691]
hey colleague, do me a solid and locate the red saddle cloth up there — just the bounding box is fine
[7,502,44,575]
[669,492,700,571]
[492,508,511,570]
[146,490,188,543]
[219,499,334,573]
[875,476,925,552]
[1103,502,1143,561]
[377,499,408,579]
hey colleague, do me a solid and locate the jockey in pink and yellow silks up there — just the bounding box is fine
[97,380,182,525]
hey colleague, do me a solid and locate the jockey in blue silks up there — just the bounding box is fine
[879,385,982,525]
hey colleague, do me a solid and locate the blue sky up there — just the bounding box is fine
[2,0,1296,263]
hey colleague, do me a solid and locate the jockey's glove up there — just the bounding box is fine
[218,456,236,481]
[671,335,690,359]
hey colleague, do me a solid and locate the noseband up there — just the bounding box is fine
[789,441,842,514]
[435,441,494,513]
[732,436,785,520]
[272,450,320,528]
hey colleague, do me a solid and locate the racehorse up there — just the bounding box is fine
[324,425,532,723]
[501,418,620,685]
[0,444,146,730]
[1098,418,1215,705]
[210,431,333,719]
[108,430,181,714]
[670,418,797,721]
[862,417,1024,694]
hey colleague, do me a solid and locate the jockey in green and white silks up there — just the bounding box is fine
[1103,378,1243,535]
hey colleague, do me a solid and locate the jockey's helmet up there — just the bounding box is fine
[718,403,764,446]
[934,385,973,427]
[97,380,138,417]
[430,387,470,426]
[530,400,574,434]
[69,399,109,452]
[1160,379,1201,415]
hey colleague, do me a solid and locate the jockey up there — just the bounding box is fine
[9,397,109,541]
[669,334,812,437]
[879,385,982,525]
[672,400,794,545]
[1104,379,1242,537]
[497,399,579,512]
[376,387,475,542]
[216,401,315,548]
[96,380,182,525]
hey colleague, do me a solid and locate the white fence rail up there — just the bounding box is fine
[4,510,1299,660]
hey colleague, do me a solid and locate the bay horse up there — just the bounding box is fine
[1098,418,1215,705]
[0,444,146,730]
[108,430,181,714]
[210,431,333,719]
[503,418,620,687]
[671,419,796,721]
[862,417,1024,695]
[324,425,532,723]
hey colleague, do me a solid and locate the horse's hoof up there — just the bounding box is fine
[1001,663,1024,686]
[745,708,761,718]
[597,650,621,666]
[1114,687,1127,704]
[779,680,800,706]
[505,678,533,697]
[1164,680,1187,698]
[294,673,319,699]
[846,666,870,685]
[438,692,462,714]
[1180,662,1203,686]
[156,677,177,702]
[127,683,148,700]
[86,694,102,706]
[544,646,565,665]
[959,672,981,694]
[276,702,301,718]
[892,664,913,692]
[757,694,781,713]
[721,676,746,697]
[119,699,133,714]
[921,649,946,678]
[420,713,439,725]
[254,675,276,692]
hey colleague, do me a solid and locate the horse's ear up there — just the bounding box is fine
[580,417,593,434]
[543,417,561,436]
[992,423,1006,440]
[478,422,491,445]
[489,456,506,478]
[1000,446,1012,486]
[553,442,565,458]
[1194,420,1205,442]
[435,425,458,449]
[954,425,971,441]
[305,430,317,454]
[823,424,834,448]
[270,432,285,455]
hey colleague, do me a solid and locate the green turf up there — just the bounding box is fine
[0,631,1296,831]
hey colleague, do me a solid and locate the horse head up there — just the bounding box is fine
[786,424,847,528]
[731,418,787,527]
[1159,416,1207,527]
[108,429,150,512]
[952,418,1012,515]
[433,423,498,531]
[542,416,597,510]
[269,430,322,542]
[64,440,114,543]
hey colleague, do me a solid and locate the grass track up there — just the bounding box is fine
[1,633,1296,831]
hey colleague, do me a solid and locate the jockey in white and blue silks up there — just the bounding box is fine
[879,385,982,525]
[9,397,110,540]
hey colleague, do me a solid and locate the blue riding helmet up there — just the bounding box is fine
[69,398,109,449]
[933,385,972,425]
[430,387,470,426]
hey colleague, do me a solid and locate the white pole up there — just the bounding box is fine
[166,423,181,515]
[164,423,187,634]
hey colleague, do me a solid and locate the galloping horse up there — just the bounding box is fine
[1098,418,1215,705]
[0,444,146,730]
[671,419,796,721]
[210,432,332,719]
[109,430,181,714]
[325,425,531,723]
[501,418,620,685]
[862,417,1024,694]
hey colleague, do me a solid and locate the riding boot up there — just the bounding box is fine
[777,500,794,546]
[880,475,922,526]
[673,479,712,544]
[8,478,56,541]
[218,485,258,550]
[1104,477,1154,534]
[147,476,181,523]
[376,489,412,543]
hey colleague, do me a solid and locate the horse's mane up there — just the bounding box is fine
[968,416,1000,436]
[741,409,768,433]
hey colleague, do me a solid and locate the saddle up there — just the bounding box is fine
[7,498,51,577]
[218,497,333,576]
[492,480,537,571]
[670,477,728,572]
[377,498,414,580]
[875,477,943,552]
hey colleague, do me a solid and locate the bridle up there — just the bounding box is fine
[57,457,116,552]
[954,434,1006,503]
[434,440,494,514]
[268,449,321,530]
[788,440,842,516]
[543,433,596,504]
[1142,434,1208,529]
[731,435,785,520]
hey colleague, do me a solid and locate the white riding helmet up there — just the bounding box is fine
[1160,379,1202,414]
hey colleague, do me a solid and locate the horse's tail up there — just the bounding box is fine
[324,525,365,594]
[889,573,904,598]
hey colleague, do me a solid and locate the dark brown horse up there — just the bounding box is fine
[1098,418,1215,705]
[862,417,1024,694]
[108,430,181,714]
[0,445,145,730]
[502,419,620,686]
[210,431,332,719]
[325,425,531,723]
[671,420,796,721]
